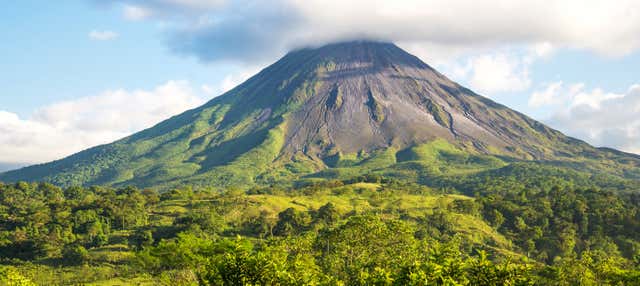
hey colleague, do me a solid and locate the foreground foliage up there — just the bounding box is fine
[0,176,639,285]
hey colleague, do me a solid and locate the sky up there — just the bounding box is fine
[1,0,640,171]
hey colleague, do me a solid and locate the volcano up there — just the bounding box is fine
[2,41,638,188]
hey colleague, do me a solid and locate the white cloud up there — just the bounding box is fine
[89,30,119,41]
[0,81,205,165]
[467,53,532,94]
[570,87,625,109]
[123,5,152,20]
[399,41,477,68]
[443,48,540,95]
[530,42,555,59]
[160,0,226,9]
[200,84,215,95]
[90,0,638,109]
[441,42,557,96]
[529,81,564,107]
[95,0,640,62]
[531,83,640,154]
[529,81,625,109]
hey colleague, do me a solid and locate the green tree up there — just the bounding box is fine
[273,208,311,236]
[316,202,340,225]
[316,215,417,284]
[130,229,154,250]
[61,244,89,265]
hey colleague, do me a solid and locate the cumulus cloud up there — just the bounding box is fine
[530,42,555,59]
[123,5,153,20]
[530,82,640,153]
[166,1,301,62]
[89,30,119,41]
[529,81,565,107]
[529,81,625,109]
[93,0,640,63]
[449,51,534,94]
[0,81,205,166]
[90,1,636,100]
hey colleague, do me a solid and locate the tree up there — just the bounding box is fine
[200,238,276,285]
[316,202,340,225]
[130,229,154,250]
[273,208,311,236]
[173,208,225,235]
[451,199,479,216]
[466,251,534,285]
[315,215,417,283]
[91,233,109,248]
[242,210,276,238]
[61,244,89,265]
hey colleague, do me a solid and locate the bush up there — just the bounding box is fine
[0,266,36,286]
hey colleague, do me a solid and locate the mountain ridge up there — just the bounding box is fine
[1,41,638,189]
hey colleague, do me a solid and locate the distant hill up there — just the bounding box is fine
[0,163,23,173]
[2,41,638,189]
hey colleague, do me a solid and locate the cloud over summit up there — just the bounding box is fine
[96,0,640,63]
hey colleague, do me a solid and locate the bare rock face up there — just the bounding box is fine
[1,41,631,188]
[273,41,584,161]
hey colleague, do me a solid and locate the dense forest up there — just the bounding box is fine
[1,171,640,285]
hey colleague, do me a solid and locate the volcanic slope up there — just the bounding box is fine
[2,41,638,188]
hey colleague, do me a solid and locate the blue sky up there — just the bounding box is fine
[2,0,640,170]
[0,1,239,116]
